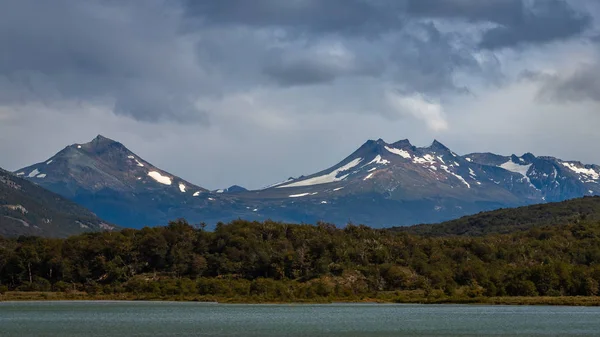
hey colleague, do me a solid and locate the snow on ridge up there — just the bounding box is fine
[465,158,472,162]
[561,162,599,180]
[367,155,390,165]
[179,183,186,193]
[441,165,470,188]
[46,160,53,165]
[27,169,40,178]
[278,157,363,188]
[385,146,411,159]
[36,173,47,178]
[148,171,172,185]
[289,192,318,198]
[216,189,224,193]
[16,172,24,176]
[127,155,134,159]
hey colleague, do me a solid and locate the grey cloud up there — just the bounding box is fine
[480,0,591,49]
[262,41,385,86]
[0,0,594,126]
[0,0,211,123]
[407,0,524,25]
[407,0,590,49]
[535,63,600,103]
[389,22,479,94]
[184,0,407,36]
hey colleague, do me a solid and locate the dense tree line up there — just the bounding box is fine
[1,218,600,301]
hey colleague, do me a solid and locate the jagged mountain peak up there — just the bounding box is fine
[391,139,413,149]
[425,139,452,153]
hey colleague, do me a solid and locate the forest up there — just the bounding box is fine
[1,215,600,304]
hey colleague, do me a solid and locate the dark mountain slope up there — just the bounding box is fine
[0,168,114,237]
[395,196,600,237]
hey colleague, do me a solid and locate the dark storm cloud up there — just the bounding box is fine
[480,0,592,49]
[407,0,525,25]
[0,0,594,123]
[0,0,210,123]
[184,0,407,35]
[408,0,591,49]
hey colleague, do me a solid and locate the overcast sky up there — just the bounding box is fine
[2,0,600,190]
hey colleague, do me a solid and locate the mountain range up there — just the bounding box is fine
[14,135,600,229]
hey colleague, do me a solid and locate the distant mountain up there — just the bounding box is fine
[0,167,114,237]
[248,138,600,226]
[394,196,600,237]
[14,135,224,228]
[15,136,600,228]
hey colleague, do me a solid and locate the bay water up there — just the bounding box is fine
[1,301,599,336]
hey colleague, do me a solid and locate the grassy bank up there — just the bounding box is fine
[2,291,599,306]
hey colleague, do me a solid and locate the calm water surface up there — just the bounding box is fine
[0,301,599,336]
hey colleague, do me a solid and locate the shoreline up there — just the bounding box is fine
[1,292,599,306]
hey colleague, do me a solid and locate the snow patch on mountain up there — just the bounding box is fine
[561,162,599,180]
[148,171,172,185]
[333,187,344,191]
[289,192,318,198]
[500,161,532,180]
[367,155,390,165]
[193,191,200,197]
[278,158,363,188]
[46,160,53,165]
[413,154,436,165]
[28,169,40,178]
[441,165,470,188]
[36,173,47,178]
[364,173,374,180]
[179,183,186,193]
[16,172,24,176]
[128,155,144,167]
[385,146,411,159]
